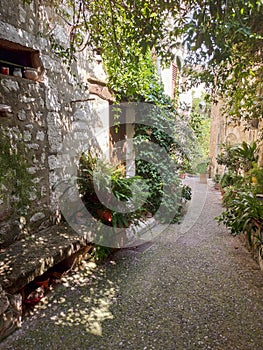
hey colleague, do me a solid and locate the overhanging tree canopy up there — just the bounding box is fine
[39,0,263,121]
[184,1,263,123]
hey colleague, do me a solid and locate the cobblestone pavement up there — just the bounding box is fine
[1,177,263,350]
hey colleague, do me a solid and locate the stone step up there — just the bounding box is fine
[0,224,92,294]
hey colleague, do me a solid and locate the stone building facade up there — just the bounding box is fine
[0,0,115,339]
[209,101,263,177]
[0,0,112,246]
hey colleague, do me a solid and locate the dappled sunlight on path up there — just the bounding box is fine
[1,178,263,349]
[47,262,118,337]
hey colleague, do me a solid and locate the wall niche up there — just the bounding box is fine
[0,38,44,81]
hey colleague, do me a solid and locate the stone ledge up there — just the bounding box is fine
[0,224,92,294]
[0,217,158,295]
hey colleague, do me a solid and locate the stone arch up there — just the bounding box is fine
[225,133,238,146]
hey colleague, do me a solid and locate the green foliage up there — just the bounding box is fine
[217,145,241,175]
[196,162,209,174]
[92,245,113,262]
[36,0,184,98]
[250,163,263,194]
[133,106,190,223]
[41,0,184,62]
[182,184,192,201]
[78,152,148,228]
[216,141,263,240]
[216,188,263,241]
[217,141,258,175]
[48,33,77,65]
[34,0,263,127]
[234,141,258,172]
[103,29,192,223]
[35,0,194,224]
[0,128,34,213]
[185,94,211,173]
[213,173,221,185]
[104,48,165,102]
[184,0,263,124]
[220,173,236,189]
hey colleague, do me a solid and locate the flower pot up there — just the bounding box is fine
[97,209,112,223]
[23,67,38,81]
[13,67,22,78]
[199,173,208,184]
[0,67,9,75]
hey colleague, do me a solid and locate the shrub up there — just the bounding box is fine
[78,152,148,228]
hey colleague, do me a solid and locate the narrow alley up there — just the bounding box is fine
[1,177,263,350]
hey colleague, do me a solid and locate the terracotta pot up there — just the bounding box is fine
[0,67,9,75]
[24,67,38,81]
[97,209,112,223]
[199,173,208,184]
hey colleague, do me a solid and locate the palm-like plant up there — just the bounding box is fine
[233,141,258,172]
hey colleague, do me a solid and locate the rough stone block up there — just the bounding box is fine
[35,111,43,121]
[17,110,27,121]
[30,212,45,223]
[48,155,62,170]
[36,130,45,141]
[0,221,20,248]
[25,124,33,129]
[18,4,26,23]
[21,96,36,104]
[23,130,32,142]
[1,79,19,92]
[28,167,37,174]
[45,86,61,111]
[28,143,40,150]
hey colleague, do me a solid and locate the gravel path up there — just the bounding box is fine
[1,177,263,350]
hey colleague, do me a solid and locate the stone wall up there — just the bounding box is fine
[0,0,113,340]
[209,100,263,177]
[0,75,49,244]
[0,0,110,244]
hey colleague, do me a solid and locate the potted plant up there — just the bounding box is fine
[197,162,208,184]
[179,171,186,179]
